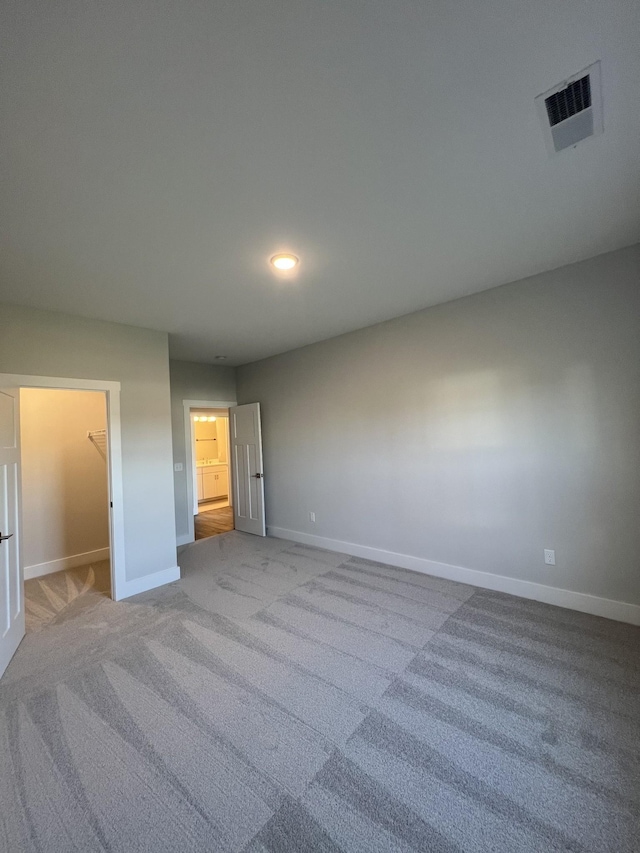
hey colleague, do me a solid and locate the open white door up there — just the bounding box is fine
[0,386,24,679]
[230,403,266,536]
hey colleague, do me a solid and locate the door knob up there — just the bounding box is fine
[0,532,13,543]
[254,473,263,479]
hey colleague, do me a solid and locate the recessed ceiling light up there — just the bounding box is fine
[215,355,227,360]
[270,253,299,271]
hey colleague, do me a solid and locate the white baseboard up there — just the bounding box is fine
[24,548,110,580]
[268,526,640,626]
[115,565,181,601]
[176,533,193,547]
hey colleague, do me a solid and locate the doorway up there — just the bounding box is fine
[20,388,112,631]
[0,373,126,680]
[190,407,235,540]
[182,399,266,545]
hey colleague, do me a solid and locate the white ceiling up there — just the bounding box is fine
[1,0,639,366]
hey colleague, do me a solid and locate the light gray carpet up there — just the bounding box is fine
[1,531,639,852]
[23,560,111,633]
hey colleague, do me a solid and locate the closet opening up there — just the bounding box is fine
[20,388,111,632]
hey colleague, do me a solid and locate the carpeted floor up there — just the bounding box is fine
[23,560,111,633]
[1,532,639,852]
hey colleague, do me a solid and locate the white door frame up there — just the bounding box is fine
[0,374,126,601]
[183,399,236,545]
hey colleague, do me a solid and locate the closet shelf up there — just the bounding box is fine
[87,429,107,460]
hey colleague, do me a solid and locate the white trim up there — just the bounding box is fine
[0,375,120,392]
[105,385,127,601]
[25,548,110,580]
[182,399,236,545]
[268,527,640,626]
[0,373,126,602]
[116,565,181,599]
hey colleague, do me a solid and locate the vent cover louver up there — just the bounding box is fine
[535,62,602,154]
[545,76,591,126]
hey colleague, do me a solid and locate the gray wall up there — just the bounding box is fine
[237,244,640,606]
[0,303,177,582]
[169,360,236,541]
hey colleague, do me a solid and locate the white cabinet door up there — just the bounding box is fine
[217,468,229,498]
[197,471,204,501]
[202,471,217,500]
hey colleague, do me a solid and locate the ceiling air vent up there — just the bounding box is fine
[535,61,603,154]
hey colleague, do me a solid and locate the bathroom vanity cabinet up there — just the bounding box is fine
[197,464,229,501]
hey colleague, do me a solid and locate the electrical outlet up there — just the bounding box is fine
[174,463,183,472]
[309,511,316,523]
[544,549,555,566]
